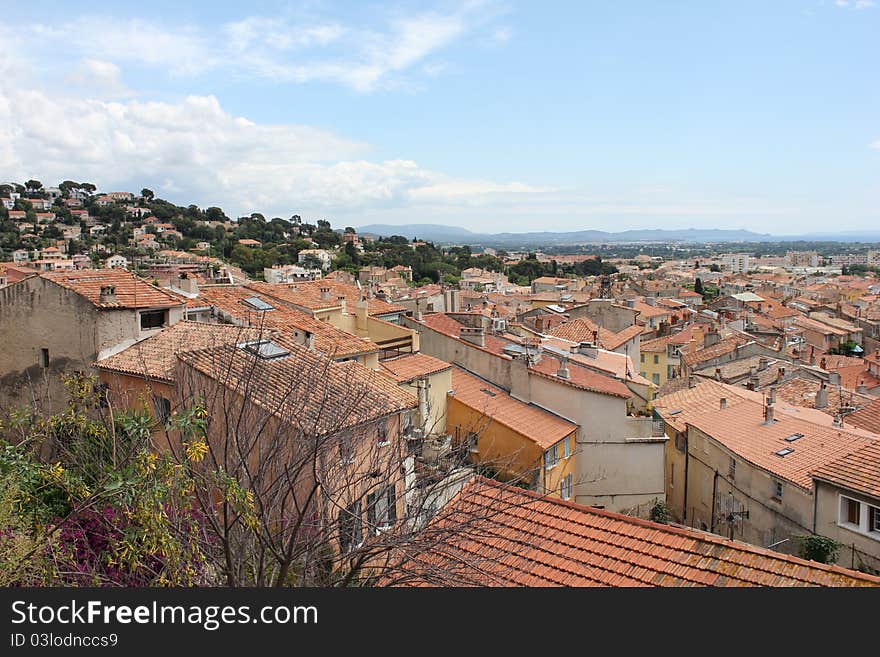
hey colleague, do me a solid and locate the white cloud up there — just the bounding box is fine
[20,3,507,92]
[835,0,875,8]
[66,59,134,98]
[0,66,544,218]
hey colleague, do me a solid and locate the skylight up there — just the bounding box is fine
[775,448,794,457]
[243,297,274,311]
[480,388,497,397]
[241,340,289,360]
[784,433,804,443]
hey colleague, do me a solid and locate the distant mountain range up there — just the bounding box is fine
[355,224,880,246]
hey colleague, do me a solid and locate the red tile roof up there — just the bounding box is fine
[847,398,880,435]
[196,285,379,358]
[379,353,452,383]
[247,279,405,316]
[449,368,577,449]
[389,477,880,587]
[97,321,266,383]
[687,400,876,489]
[812,441,880,499]
[179,337,416,436]
[529,355,632,399]
[41,270,183,309]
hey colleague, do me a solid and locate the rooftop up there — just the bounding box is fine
[41,270,183,309]
[379,353,453,383]
[391,477,880,587]
[449,368,577,449]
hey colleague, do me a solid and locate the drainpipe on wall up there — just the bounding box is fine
[682,432,689,525]
[709,469,719,534]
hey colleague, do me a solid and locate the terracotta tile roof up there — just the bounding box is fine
[449,368,576,449]
[774,376,874,418]
[687,400,875,489]
[793,315,849,336]
[96,321,266,383]
[549,317,641,350]
[529,355,632,398]
[379,353,452,383]
[390,477,880,587]
[681,334,752,368]
[41,270,184,309]
[179,337,416,436]
[196,286,379,358]
[653,379,765,433]
[247,279,405,316]
[418,313,511,356]
[847,398,880,435]
[812,442,880,498]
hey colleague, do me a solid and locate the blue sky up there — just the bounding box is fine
[1,0,878,234]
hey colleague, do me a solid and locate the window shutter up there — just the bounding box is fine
[387,486,397,523]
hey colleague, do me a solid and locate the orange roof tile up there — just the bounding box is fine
[812,441,880,498]
[41,270,183,309]
[687,400,875,489]
[653,379,765,433]
[247,279,405,316]
[848,398,880,435]
[196,286,379,358]
[379,353,452,383]
[529,354,632,399]
[449,368,577,449]
[388,477,880,587]
[179,337,416,437]
[97,321,266,382]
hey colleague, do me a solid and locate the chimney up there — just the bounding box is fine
[176,272,198,295]
[355,298,369,332]
[705,330,720,347]
[556,357,571,380]
[763,402,775,424]
[759,356,769,371]
[767,386,776,405]
[833,414,843,428]
[305,331,315,351]
[99,285,116,304]
[460,326,486,348]
[829,372,841,386]
[320,285,331,301]
[720,397,727,410]
[815,382,829,409]
[820,357,827,370]
[857,381,869,395]
[579,342,598,358]
[626,298,637,308]
[645,297,656,306]
[715,367,722,381]
[337,295,347,313]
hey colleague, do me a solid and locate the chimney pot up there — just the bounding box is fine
[764,403,775,424]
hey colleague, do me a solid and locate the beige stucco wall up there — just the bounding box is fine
[685,425,814,555]
[813,480,880,572]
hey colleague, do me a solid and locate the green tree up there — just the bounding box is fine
[694,277,704,296]
[141,188,155,201]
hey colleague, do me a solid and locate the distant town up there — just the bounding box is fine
[2,178,880,587]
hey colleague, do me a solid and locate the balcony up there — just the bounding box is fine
[625,416,667,440]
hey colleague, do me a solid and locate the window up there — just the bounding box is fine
[675,434,687,453]
[670,463,674,488]
[563,436,571,459]
[140,310,166,330]
[466,431,478,453]
[728,457,736,480]
[653,354,659,364]
[152,395,171,424]
[40,348,49,368]
[338,501,362,553]
[843,497,861,525]
[560,473,572,500]
[338,433,355,465]
[773,481,784,501]
[872,506,880,534]
[652,373,660,385]
[377,422,389,447]
[366,486,397,531]
[640,354,645,363]
[545,444,558,470]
